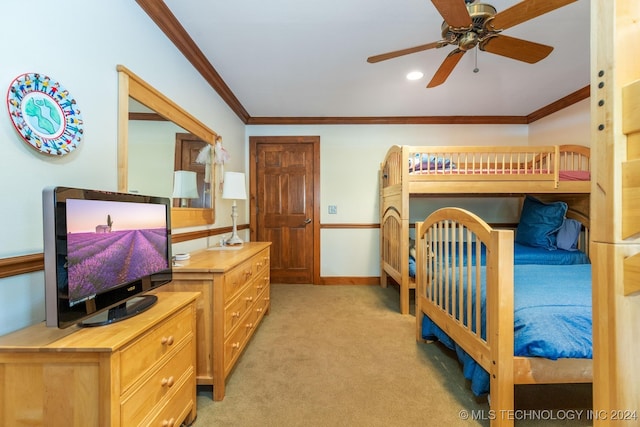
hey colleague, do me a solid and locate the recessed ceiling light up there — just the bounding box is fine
[406,71,424,81]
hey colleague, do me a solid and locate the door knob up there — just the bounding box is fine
[304,218,312,225]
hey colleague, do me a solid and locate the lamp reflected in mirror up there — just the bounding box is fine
[172,170,199,207]
[222,171,247,245]
[117,65,217,228]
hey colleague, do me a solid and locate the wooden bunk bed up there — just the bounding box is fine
[415,207,592,427]
[379,144,591,314]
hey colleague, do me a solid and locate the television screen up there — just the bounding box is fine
[43,187,172,328]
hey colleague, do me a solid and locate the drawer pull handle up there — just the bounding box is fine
[232,342,241,349]
[161,336,174,346]
[161,376,175,387]
[257,284,263,290]
[256,308,264,314]
[257,262,263,267]
[162,418,176,427]
[245,296,253,302]
[246,323,254,329]
[232,311,241,318]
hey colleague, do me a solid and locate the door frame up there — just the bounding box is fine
[249,135,321,285]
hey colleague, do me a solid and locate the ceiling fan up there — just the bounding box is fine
[367,0,577,88]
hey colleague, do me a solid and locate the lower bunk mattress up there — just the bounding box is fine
[409,242,589,277]
[420,263,592,396]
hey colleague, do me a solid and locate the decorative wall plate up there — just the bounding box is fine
[6,72,83,156]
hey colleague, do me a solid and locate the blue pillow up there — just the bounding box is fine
[515,196,567,250]
[556,218,582,251]
[409,257,416,278]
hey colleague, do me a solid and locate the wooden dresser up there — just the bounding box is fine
[0,291,198,427]
[163,241,271,401]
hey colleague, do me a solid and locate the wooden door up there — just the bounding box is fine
[250,136,320,284]
[174,133,210,208]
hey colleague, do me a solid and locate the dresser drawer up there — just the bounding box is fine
[223,258,256,300]
[121,339,194,426]
[255,249,270,275]
[224,283,258,337]
[120,306,193,392]
[223,318,256,375]
[223,248,271,301]
[140,367,195,427]
[251,291,269,324]
[254,269,269,297]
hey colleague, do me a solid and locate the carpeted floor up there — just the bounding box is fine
[191,284,592,427]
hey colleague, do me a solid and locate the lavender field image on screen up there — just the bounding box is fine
[65,199,168,305]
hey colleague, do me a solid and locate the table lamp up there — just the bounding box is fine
[172,170,199,207]
[222,171,247,245]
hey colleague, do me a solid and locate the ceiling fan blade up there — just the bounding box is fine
[367,41,440,63]
[427,49,466,88]
[490,0,577,31]
[431,0,472,28]
[481,34,553,63]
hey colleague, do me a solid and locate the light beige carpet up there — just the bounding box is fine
[192,284,592,427]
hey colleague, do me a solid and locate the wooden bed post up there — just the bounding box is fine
[400,146,411,315]
[379,167,388,289]
[399,218,410,314]
[487,229,515,427]
[415,219,427,341]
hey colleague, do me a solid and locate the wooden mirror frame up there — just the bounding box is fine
[117,65,216,228]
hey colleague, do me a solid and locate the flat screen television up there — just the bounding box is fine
[43,186,173,328]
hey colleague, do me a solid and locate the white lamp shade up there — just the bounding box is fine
[172,170,199,199]
[222,172,247,200]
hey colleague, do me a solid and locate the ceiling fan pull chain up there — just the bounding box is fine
[473,46,479,73]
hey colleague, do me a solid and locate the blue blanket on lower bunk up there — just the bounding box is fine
[421,263,592,396]
[409,242,589,278]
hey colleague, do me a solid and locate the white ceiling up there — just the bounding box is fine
[161,0,590,118]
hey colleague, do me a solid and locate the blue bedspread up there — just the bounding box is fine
[408,242,589,278]
[421,263,592,396]
[511,243,590,265]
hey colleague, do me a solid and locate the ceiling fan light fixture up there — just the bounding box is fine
[406,71,424,81]
[459,32,479,51]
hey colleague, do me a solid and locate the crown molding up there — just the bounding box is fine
[136,0,250,123]
[526,86,591,123]
[246,116,529,125]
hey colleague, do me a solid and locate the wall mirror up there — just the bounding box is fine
[117,65,217,228]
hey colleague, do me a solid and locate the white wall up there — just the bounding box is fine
[529,99,591,147]
[0,0,246,335]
